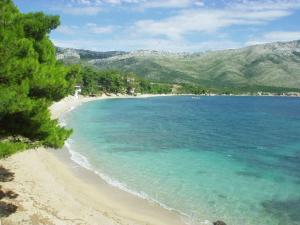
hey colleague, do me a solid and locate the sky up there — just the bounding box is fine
[14,0,300,52]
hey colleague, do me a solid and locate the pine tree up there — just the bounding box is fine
[0,0,77,152]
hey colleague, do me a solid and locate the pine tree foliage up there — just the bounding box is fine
[0,0,76,150]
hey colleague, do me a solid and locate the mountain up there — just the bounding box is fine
[57,40,300,89]
[56,47,127,60]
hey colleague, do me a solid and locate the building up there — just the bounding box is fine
[128,87,135,95]
[126,77,135,83]
[74,85,82,98]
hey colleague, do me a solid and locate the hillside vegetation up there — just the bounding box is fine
[79,67,173,96]
[65,41,300,90]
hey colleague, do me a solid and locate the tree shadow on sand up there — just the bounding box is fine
[261,198,300,224]
[0,188,18,200]
[0,165,18,217]
[0,201,18,217]
[0,166,15,182]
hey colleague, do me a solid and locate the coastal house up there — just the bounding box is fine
[126,77,135,83]
[128,87,135,95]
[126,76,137,95]
[74,85,82,98]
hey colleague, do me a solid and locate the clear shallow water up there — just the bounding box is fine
[63,96,300,225]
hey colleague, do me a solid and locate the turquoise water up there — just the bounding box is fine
[63,96,300,225]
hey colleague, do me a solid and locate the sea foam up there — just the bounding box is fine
[63,140,198,224]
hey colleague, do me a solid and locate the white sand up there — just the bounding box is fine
[0,95,188,225]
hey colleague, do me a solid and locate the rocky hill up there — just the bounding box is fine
[56,47,126,60]
[56,40,300,89]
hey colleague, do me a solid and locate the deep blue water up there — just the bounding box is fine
[64,96,300,225]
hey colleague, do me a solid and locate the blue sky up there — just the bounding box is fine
[14,0,300,52]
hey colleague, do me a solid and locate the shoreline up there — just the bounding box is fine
[0,94,190,225]
[49,93,187,119]
[1,94,298,224]
[53,94,192,222]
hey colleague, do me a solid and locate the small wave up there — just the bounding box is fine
[65,140,92,171]
[59,118,67,127]
[93,169,186,215]
[61,101,213,225]
[67,106,76,113]
[59,106,76,127]
[65,141,163,203]
[62,141,210,224]
[59,112,67,127]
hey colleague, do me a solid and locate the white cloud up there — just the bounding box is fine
[131,0,300,40]
[246,31,300,45]
[86,23,115,33]
[55,25,79,35]
[69,0,204,8]
[134,8,291,40]
[231,0,300,11]
[71,0,95,5]
[61,6,102,15]
[56,25,76,35]
[68,0,300,9]
[141,0,203,9]
[264,31,300,41]
[54,23,115,35]
[53,0,300,51]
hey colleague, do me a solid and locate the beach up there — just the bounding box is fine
[0,95,187,225]
[1,95,300,225]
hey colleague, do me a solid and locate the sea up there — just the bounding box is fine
[62,96,300,225]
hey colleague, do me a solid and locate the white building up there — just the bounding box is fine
[74,85,82,98]
[126,77,135,83]
[129,87,135,95]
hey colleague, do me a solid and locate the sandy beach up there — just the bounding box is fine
[0,94,188,225]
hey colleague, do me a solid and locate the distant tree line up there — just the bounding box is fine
[176,84,207,95]
[78,67,300,96]
[79,67,172,95]
[213,85,300,95]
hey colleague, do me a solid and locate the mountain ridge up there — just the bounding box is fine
[56,40,300,89]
